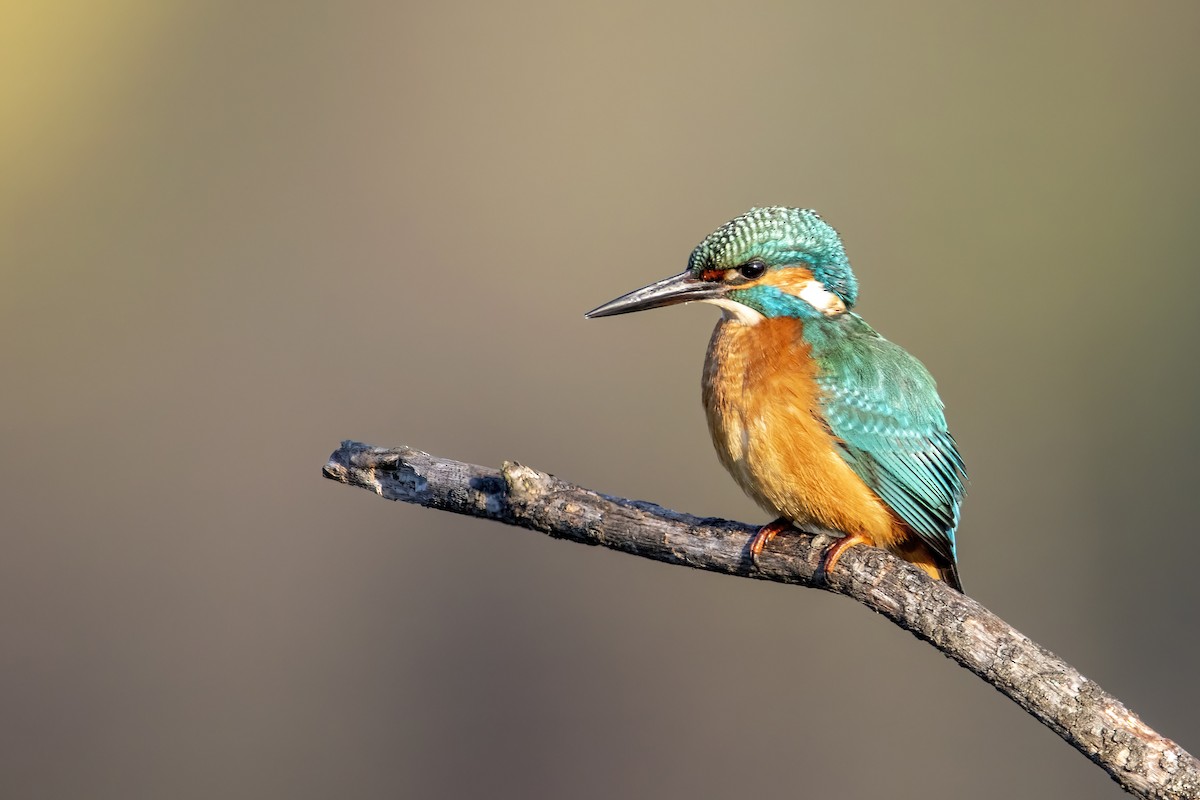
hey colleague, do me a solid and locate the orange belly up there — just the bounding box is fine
[701,316,909,554]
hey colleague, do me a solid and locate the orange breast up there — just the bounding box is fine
[701,316,907,551]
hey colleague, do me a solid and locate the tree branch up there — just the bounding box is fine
[322,440,1198,800]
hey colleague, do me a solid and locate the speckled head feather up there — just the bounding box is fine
[687,207,858,308]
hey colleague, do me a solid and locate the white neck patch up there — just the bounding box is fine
[797,280,847,316]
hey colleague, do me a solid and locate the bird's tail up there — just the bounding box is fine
[896,539,964,593]
[938,561,964,593]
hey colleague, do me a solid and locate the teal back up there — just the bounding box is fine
[806,314,965,564]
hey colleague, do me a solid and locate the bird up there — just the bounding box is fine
[585,207,965,591]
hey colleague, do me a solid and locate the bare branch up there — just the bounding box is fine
[323,440,1199,800]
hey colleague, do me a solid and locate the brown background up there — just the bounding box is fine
[4,2,1199,798]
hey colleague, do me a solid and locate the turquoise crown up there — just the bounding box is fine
[687,207,858,308]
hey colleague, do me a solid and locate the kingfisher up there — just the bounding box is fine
[585,207,965,591]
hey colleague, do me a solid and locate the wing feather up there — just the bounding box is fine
[815,330,965,565]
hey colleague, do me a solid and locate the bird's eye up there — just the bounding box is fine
[737,260,767,280]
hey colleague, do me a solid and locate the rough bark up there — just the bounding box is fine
[322,440,1199,800]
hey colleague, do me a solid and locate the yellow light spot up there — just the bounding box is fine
[0,2,182,211]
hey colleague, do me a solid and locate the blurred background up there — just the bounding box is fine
[4,1,1199,798]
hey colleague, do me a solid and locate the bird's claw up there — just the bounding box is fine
[749,517,793,562]
[816,532,868,585]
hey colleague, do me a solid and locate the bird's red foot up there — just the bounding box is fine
[750,517,794,560]
[818,532,869,583]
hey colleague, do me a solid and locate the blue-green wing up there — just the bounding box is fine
[814,329,965,565]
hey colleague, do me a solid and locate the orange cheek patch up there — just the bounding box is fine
[756,267,816,292]
[756,267,846,316]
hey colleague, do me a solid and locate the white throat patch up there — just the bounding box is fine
[700,297,766,326]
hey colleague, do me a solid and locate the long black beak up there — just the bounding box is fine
[585,271,719,318]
